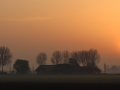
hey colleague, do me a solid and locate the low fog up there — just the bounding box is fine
[104,64,120,73]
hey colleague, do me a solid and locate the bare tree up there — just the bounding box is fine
[86,49,100,67]
[0,46,13,73]
[70,51,79,64]
[51,57,56,65]
[68,58,79,66]
[80,49,100,67]
[78,50,89,66]
[51,50,62,64]
[62,50,70,64]
[77,49,100,68]
[77,50,87,66]
[36,52,47,65]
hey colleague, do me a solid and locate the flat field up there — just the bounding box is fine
[0,74,120,83]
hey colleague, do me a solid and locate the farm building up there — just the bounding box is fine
[35,64,101,75]
[35,65,55,75]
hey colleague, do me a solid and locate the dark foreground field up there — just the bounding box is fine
[0,74,120,83]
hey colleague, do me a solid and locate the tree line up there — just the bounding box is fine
[0,46,101,74]
[36,49,101,69]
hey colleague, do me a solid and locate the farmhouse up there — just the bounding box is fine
[35,64,101,75]
[35,65,55,74]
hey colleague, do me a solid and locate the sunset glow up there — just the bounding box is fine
[0,0,120,70]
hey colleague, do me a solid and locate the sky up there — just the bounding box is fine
[0,0,120,71]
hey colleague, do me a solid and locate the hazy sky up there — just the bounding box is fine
[0,0,120,70]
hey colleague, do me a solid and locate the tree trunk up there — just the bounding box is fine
[2,65,3,74]
[1,58,3,74]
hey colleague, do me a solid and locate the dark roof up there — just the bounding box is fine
[35,64,81,71]
[35,65,55,71]
[56,64,70,66]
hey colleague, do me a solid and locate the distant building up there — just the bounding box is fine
[35,64,101,75]
[35,65,55,75]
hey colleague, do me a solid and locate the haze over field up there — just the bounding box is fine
[0,0,120,70]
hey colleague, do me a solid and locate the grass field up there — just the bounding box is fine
[0,74,120,83]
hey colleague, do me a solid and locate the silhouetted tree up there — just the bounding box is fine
[62,50,70,64]
[51,57,56,65]
[70,51,81,66]
[68,58,79,66]
[73,49,101,73]
[0,46,12,73]
[13,59,30,74]
[77,49,100,68]
[77,50,86,66]
[70,51,79,61]
[36,52,47,65]
[77,50,88,66]
[51,50,62,64]
[85,49,100,68]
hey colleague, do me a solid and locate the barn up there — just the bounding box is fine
[35,64,101,75]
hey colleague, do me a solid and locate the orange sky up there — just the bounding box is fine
[0,0,120,70]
